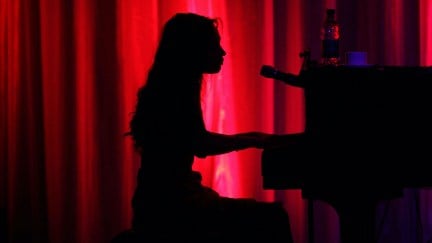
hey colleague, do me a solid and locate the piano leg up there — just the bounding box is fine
[302,178,403,243]
[335,199,376,243]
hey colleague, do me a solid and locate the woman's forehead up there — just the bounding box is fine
[209,27,221,41]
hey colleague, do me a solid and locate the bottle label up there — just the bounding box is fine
[322,39,339,58]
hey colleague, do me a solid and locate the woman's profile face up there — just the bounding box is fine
[201,29,226,74]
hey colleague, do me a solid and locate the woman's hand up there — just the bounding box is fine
[239,132,273,149]
[238,132,304,149]
[263,133,305,149]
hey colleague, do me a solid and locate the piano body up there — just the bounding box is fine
[261,65,432,243]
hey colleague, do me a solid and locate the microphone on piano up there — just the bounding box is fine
[260,65,303,87]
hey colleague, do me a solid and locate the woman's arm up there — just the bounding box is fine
[194,131,304,158]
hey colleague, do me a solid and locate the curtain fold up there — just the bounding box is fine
[1,0,432,243]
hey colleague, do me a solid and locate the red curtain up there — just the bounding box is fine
[1,0,432,243]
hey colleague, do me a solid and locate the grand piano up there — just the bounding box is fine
[260,63,432,243]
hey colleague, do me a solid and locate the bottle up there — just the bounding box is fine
[321,9,340,66]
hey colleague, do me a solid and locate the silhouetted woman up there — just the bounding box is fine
[127,12,298,242]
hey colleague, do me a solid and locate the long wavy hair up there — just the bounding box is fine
[127,13,220,150]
